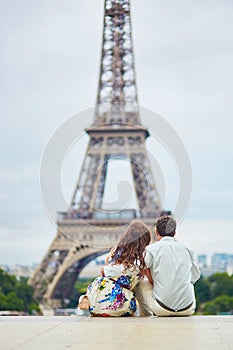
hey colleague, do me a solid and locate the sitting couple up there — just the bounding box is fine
[79,215,200,317]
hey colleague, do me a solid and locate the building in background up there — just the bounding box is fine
[0,264,37,279]
[197,254,207,268]
[198,253,233,277]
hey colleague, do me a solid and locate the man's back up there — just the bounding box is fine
[145,237,200,310]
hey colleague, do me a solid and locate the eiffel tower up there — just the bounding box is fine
[30,0,168,307]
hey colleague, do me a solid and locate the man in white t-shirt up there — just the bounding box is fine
[135,216,200,316]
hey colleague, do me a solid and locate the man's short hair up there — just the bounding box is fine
[156,216,176,237]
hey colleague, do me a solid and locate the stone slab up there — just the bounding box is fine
[0,316,232,350]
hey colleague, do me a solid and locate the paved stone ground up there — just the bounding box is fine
[0,316,232,350]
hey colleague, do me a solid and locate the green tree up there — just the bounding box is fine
[0,291,24,311]
[28,303,41,315]
[15,278,34,312]
[0,269,17,294]
[0,291,8,309]
[0,269,40,314]
[194,272,233,314]
[5,292,24,311]
[207,273,233,299]
[195,276,211,303]
[203,295,233,315]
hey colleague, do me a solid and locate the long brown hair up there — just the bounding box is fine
[111,220,151,271]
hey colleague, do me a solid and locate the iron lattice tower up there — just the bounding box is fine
[70,0,161,219]
[30,0,166,307]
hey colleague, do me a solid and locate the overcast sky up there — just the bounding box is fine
[0,0,233,265]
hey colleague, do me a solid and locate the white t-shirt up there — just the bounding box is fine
[145,237,200,310]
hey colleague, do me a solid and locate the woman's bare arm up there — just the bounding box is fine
[101,248,115,276]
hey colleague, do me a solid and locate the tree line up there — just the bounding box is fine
[195,272,233,314]
[0,268,233,315]
[0,268,40,314]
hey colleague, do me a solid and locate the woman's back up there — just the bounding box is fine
[87,263,140,317]
[104,263,140,289]
[84,220,151,317]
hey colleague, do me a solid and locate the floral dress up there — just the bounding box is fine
[86,264,140,317]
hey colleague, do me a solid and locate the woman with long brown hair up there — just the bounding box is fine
[79,220,151,317]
